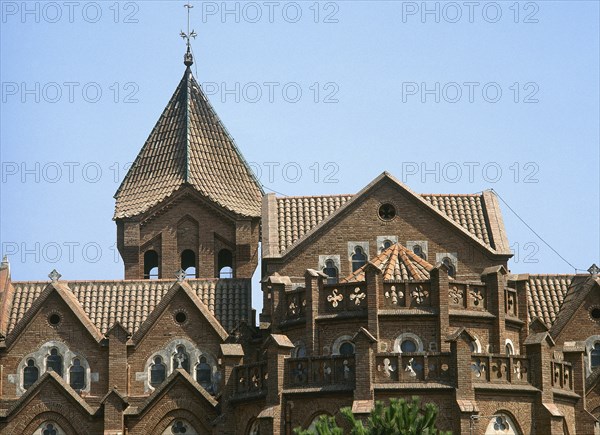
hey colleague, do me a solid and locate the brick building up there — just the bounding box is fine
[1,50,600,435]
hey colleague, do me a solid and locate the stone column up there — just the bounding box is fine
[563,342,598,435]
[482,265,507,354]
[509,274,530,354]
[101,389,128,435]
[264,334,294,434]
[525,332,563,434]
[431,264,450,352]
[352,327,377,402]
[447,328,478,435]
[219,343,244,435]
[364,263,381,340]
[305,269,326,355]
[106,323,129,393]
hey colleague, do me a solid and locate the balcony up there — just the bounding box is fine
[471,355,531,385]
[374,352,452,384]
[285,355,355,390]
[232,361,268,400]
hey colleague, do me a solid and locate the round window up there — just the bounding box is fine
[174,311,187,324]
[48,313,61,326]
[400,339,417,353]
[591,307,600,320]
[378,203,396,221]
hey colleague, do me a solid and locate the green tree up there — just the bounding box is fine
[294,397,451,435]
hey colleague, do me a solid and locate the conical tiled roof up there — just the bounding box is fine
[341,243,434,283]
[114,67,263,219]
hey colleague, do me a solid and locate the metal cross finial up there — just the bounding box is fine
[180,2,197,66]
[48,269,62,282]
[589,264,600,276]
[176,268,187,282]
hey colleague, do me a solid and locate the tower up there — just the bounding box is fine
[114,24,263,280]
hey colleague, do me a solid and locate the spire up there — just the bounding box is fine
[180,3,197,67]
[114,58,263,220]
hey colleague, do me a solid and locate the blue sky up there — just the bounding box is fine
[1,1,599,311]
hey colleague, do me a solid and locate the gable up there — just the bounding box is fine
[2,372,97,433]
[131,282,228,346]
[550,276,600,343]
[266,173,509,257]
[128,370,218,433]
[5,284,103,350]
[268,176,505,278]
[6,278,250,337]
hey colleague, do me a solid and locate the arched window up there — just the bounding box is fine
[592,343,600,368]
[196,356,212,389]
[173,345,190,373]
[322,260,338,285]
[307,414,331,431]
[505,340,515,356]
[181,249,196,278]
[46,348,62,376]
[23,359,39,389]
[394,333,424,353]
[247,419,260,435]
[171,421,188,434]
[293,343,307,358]
[351,247,367,272]
[382,240,393,250]
[144,250,159,279]
[484,413,520,434]
[39,422,64,435]
[339,342,355,356]
[218,249,234,278]
[150,356,166,387]
[69,358,86,390]
[470,337,483,354]
[442,257,456,278]
[413,244,426,259]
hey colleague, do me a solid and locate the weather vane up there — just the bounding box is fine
[180,2,197,66]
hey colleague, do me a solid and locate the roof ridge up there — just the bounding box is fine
[421,193,482,197]
[276,194,355,200]
[11,277,248,285]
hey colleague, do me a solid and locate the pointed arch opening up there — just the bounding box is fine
[46,348,63,376]
[351,246,367,272]
[218,249,234,278]
[23,359,39,390]
[144,250,159,279]
[323,259,339,285]
[181,249,197,278]
[442,256,456,278]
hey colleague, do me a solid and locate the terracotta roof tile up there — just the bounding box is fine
[7,278,251,335]
[521,275,574,327]
[276,194,353,252]
[114,67,263,219]
[275,192,495,253]
[340,243,434,283]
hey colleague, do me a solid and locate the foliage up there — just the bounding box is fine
[294,397,451,435]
